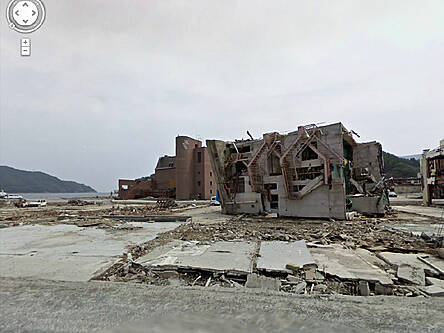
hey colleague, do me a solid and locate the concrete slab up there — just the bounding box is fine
[0,255,117,282]
[422,285,444,297]
[256,240,315,273]
[350,196,385,215]
[137,240,256,275]
[393,205,444,220]
[421,278,444,296]
[310,245,393,285]
[245,273,281,291]
[0,222,182,281]
[377,252,443,276]
[397,264,425,285]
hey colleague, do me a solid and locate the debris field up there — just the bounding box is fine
[1,200,443,298]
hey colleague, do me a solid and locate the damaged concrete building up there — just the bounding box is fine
[421,138,444,206]
[119,136,217,200]
[207,122,387,219]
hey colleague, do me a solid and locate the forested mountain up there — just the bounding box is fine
[0,166,96,193]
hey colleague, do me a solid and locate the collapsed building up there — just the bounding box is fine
[119,136,217,200]
[207,123,387,219]
[421,139,444,206]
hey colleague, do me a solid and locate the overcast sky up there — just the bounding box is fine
[1,0,444,191]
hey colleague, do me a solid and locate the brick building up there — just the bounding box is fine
[118,136,216,200]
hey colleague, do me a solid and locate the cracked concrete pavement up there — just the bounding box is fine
[1,277,444,333]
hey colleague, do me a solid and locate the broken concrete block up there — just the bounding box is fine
[426,277,444,288]
[374,283,393,295]
[286,275,300,283]
[359,281,370,296]
[155,270,179,279]
[422,285,444,297]
[286,264,302,272]
[437,248,444,260]
[305,268,324,282]
[313,283,328,293]
[293,281,306,294]
[245,273,281,291]
[422,277,444,296]
[258,240,315,273]
[397,264,425,286]
[312,246,393,285]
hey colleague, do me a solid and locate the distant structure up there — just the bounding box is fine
[390,177,421,194]
[421,138,444,206]
[118,136,216,200]
[207,123,386,219]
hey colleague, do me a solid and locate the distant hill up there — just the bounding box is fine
[383,152,420,178]
[400,154,421,160]
[0,166,96,193]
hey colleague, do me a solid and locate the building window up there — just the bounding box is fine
[210,172,212,177]
[301,143,318,161]
[268,154,282,175]
[197,151,202,163]
[270,194,279,209]
[210,189,212,194]
[210,181,213,186]
[197,181,201,187]
[237,178,245,193]
[121,185,128,190]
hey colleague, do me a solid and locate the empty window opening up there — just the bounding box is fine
[197,152,202,163]
[237,177,246,193]
[270,194,279,209]
[265,183,277,190]
[268,154,282,175]
[238,145,251,153]
[296,166,323,180]
[301,145,318,161]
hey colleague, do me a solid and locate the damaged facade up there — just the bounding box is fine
[421,138,444,206]
[207,122,387,219]
[119,136,217,200]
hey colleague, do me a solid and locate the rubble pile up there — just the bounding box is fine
[0,202,181,228]
[94,253,434,297]
[2,199,443,298]
[93,212,444,297]
[127,216,436,261]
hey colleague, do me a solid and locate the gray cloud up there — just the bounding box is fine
[1,0,444,191]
